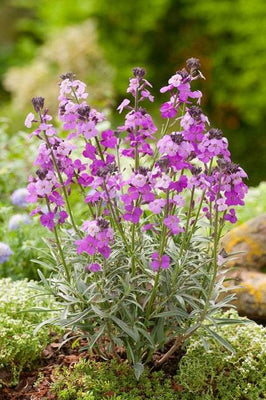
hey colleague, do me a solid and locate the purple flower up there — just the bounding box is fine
[76,235,98,256]
[130,173,147,188]
[58,211,68,224]
[151,252,170,271]
[117,98,130,113]
[78,173,94,187]
[101,130,118,149]
[48,191,65,206]
[160,102,177,118]
[224,209,237,224]
[164,215,183,235]
[25,113,35,128]
[123,205,142,224]
[86,263,101,272]
[83,142,96,159]
[149,199,166,214]
[40,211,55,230]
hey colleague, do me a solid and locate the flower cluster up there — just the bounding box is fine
[25,58,247,274]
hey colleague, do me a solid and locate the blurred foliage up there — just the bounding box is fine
[234,182,266,225]
[0,205,49,281]
[0,0,266,184]
[0,119,36,202]
[4,20,114,114]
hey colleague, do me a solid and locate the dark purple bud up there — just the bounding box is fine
[191,166,202,176]
[176,68,189,80]
[157,158,170,172]
[208,128,223,140]
[188,106,202,121]
[186,58,201,71]
[59,105,66,116]
[139,107,147,115]
[77,105,91,121]
[132,67,146,79]
[32,97,45,113]
[60,72,76,81]
[97,163,117,178]
[36,169,48,180]
[97,218,109,230]
[138,167,149,176]
[217,160,240,174]
[170,133,184,144]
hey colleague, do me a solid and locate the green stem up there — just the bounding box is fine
[145,190,170,319]
[45,198,71,282]
[200,172,222,322]
[102,180,130,253]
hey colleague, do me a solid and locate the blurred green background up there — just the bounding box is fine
[1,0,266,185]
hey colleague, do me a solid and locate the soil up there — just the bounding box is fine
[0,333,184,400]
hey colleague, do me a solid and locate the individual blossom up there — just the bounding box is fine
[130,173,147,188]
[123,205,142,224]
[0,242,13,264]
[8,214,31,231]
[151,252,170,271]
[224,209,237,224]
[40,211,55,230]
[164,215,183,235]
[156,174,172,190]
[148,198,166,214]
[117,98,131,114]
[101,129,118,149]
[76,235,98,256]
[11,188,29,208]
[86,263,101,272]
[160,101,177,119]
[58,210,68,224]
[24,113,35,128]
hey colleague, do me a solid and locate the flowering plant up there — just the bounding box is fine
[25,59,248,378]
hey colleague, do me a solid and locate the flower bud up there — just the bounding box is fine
[132,67,146,79]
[32,97,45,113]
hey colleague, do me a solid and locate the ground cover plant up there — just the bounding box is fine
[0,278,61,387]
[47,311,265,400]
[25,58,248,378]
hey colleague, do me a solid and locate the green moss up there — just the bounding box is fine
[50,311,266,400]
[0,278,61,387]
[175,310,266,400]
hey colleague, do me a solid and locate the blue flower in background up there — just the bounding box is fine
[0,243,13,264]
[8,214,31,231]
[11,188,29,208]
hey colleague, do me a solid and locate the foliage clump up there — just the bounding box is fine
[0,278,60,386]
[49,311,266,400]
[4,20,113,113]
